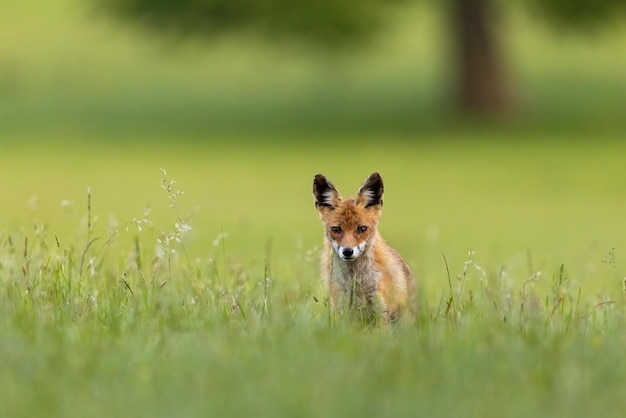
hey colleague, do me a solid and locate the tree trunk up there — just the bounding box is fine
[450,0,513,117]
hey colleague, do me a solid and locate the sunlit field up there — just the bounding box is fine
[2,136,626,417]
[2,0,626,417]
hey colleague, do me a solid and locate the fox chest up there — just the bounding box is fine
[331,257,381,298]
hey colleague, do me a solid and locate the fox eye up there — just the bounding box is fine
[357,226,368,233]
[331,226,342,234]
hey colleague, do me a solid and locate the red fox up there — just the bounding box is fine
[313,172,415,323]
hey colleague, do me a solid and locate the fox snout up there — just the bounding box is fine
[331,241,367,261]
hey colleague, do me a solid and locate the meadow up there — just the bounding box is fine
[2,137,626,417]
[2,0,626,417]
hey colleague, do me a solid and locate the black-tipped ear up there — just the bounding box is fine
[313,174,340,209]
[357,172,384,208]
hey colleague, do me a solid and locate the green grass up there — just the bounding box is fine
[1,137,626,417]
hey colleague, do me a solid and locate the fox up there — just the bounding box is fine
[313,172,415,323]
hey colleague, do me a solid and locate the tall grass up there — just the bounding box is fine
[1,164,625,418]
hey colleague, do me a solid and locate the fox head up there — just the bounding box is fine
[313,172,384,261]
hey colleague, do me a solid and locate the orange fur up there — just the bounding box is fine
[313,173,415,323]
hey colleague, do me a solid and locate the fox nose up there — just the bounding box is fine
[342,248,354,258]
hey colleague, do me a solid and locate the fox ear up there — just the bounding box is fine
[313,174,340,210]
[357,172,384,208]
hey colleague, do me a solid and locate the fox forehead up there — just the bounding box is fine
[321,199,380,227]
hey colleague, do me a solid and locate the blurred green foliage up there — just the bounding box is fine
[95,0,404,47]
[1,1,625,137]
[93,0,626,116]
[97,0,626,45]
[528,0,626,26]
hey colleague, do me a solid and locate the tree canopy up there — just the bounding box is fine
[96,0,406,47]
[528,0,625,27]
[98,0,626,46]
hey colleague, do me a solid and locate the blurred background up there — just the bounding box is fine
[2,0,625,134]
[1,0,625,287]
